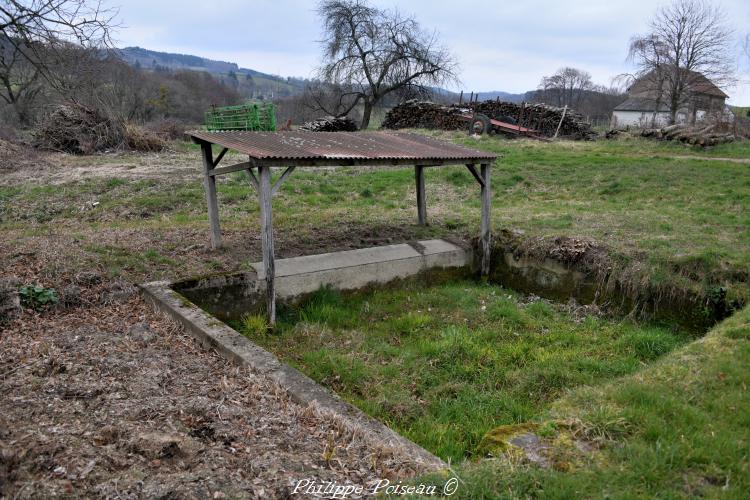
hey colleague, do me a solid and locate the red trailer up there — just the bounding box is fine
[460,112,548,141]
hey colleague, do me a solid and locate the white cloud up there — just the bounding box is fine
[113,0,750,104]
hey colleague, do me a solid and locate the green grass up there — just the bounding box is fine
[233,281,691,463]
[431,305,750,499]
[2,135,747,299]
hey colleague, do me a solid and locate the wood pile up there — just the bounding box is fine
[640,124,734,147]
[381,99,596,139]
[379,101,466,130]
[299,116,358,132]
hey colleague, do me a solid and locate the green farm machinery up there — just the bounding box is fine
[204,102,277,131]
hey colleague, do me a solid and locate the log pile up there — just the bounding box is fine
[640,124,734,147]
[380,99,596,139]
[299,116,358,132]
[379,101,466,130]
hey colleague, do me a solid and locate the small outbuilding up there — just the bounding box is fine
[188,130,497,325]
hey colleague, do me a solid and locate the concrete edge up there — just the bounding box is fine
[139,280,448,472]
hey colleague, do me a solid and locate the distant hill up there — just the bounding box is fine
[118,46,280,79]
[117,46,309,99]
[474,91,529,103]
[116,47,545,104]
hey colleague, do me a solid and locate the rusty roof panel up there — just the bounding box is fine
[188,130,496,162]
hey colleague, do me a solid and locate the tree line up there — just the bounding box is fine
[2,0,745,134]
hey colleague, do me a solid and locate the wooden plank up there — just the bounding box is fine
[200,142,221,249]
[480,163,492,276]
[415,165,426,225]
[553,105,567,139]
[465,164,485,188]
[209,161,252,177]
[271,166,296,195]
[258,165,276,326]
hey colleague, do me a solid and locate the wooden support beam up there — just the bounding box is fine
[246,167,259,190]
[200,142,221,249]
[212,147,228,167]
[480,163,492,276]
[414,165,426,225]
[258,165,276,326]
[209,161,252,177]
[271,166,296,195]
[465,164,485,188]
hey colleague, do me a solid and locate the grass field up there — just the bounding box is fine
[1,133,749,497]
[234,281,692,463]
[2,134,747,301]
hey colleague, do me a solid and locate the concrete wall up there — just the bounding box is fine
[612,110,671,128]
[174,239,473,321]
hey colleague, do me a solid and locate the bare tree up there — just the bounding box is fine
[627,0,733,124]
[0,37,42,123]
[537,67,593,108]
[316,0,457,129]
[0,0,117,121]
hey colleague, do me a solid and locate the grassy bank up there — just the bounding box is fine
[234,281,692,463]
[436,305,750,498]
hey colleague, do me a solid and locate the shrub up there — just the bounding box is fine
[146,119,187,141]
[124,123,166,152]
[19,284,59,310]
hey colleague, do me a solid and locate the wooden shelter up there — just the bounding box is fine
[188,130,497,325]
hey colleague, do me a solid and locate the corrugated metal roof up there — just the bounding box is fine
[188,130,497,162]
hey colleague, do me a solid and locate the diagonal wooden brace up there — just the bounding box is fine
[271,166,296,195]
[465,164,485,188]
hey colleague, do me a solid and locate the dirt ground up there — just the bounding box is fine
[0,147,436,498]
[0,268,429,498]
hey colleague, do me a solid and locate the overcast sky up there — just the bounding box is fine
[114,0,750,105]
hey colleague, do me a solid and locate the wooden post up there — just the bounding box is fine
[480,163,491,276]
[200,142,221,249]
[415,165,426,225]
[258,165,276,325]
[553,105,568,139]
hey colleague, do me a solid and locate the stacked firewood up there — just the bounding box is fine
[380,101,466,130]
[380,99,596,139]
[299,116,358,132]
[640,124,734,147]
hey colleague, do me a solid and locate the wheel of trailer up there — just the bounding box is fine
[470,113,491,135]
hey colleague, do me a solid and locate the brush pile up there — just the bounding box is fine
[33,103,165,154]
[381,99,596,139]
[124,123,167,152]
[640,124,735,147]
[299,116,358,132]
[34,103,126,154]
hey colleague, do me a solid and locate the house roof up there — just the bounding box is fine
[613,97,670,112]
[628,69,728,99]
